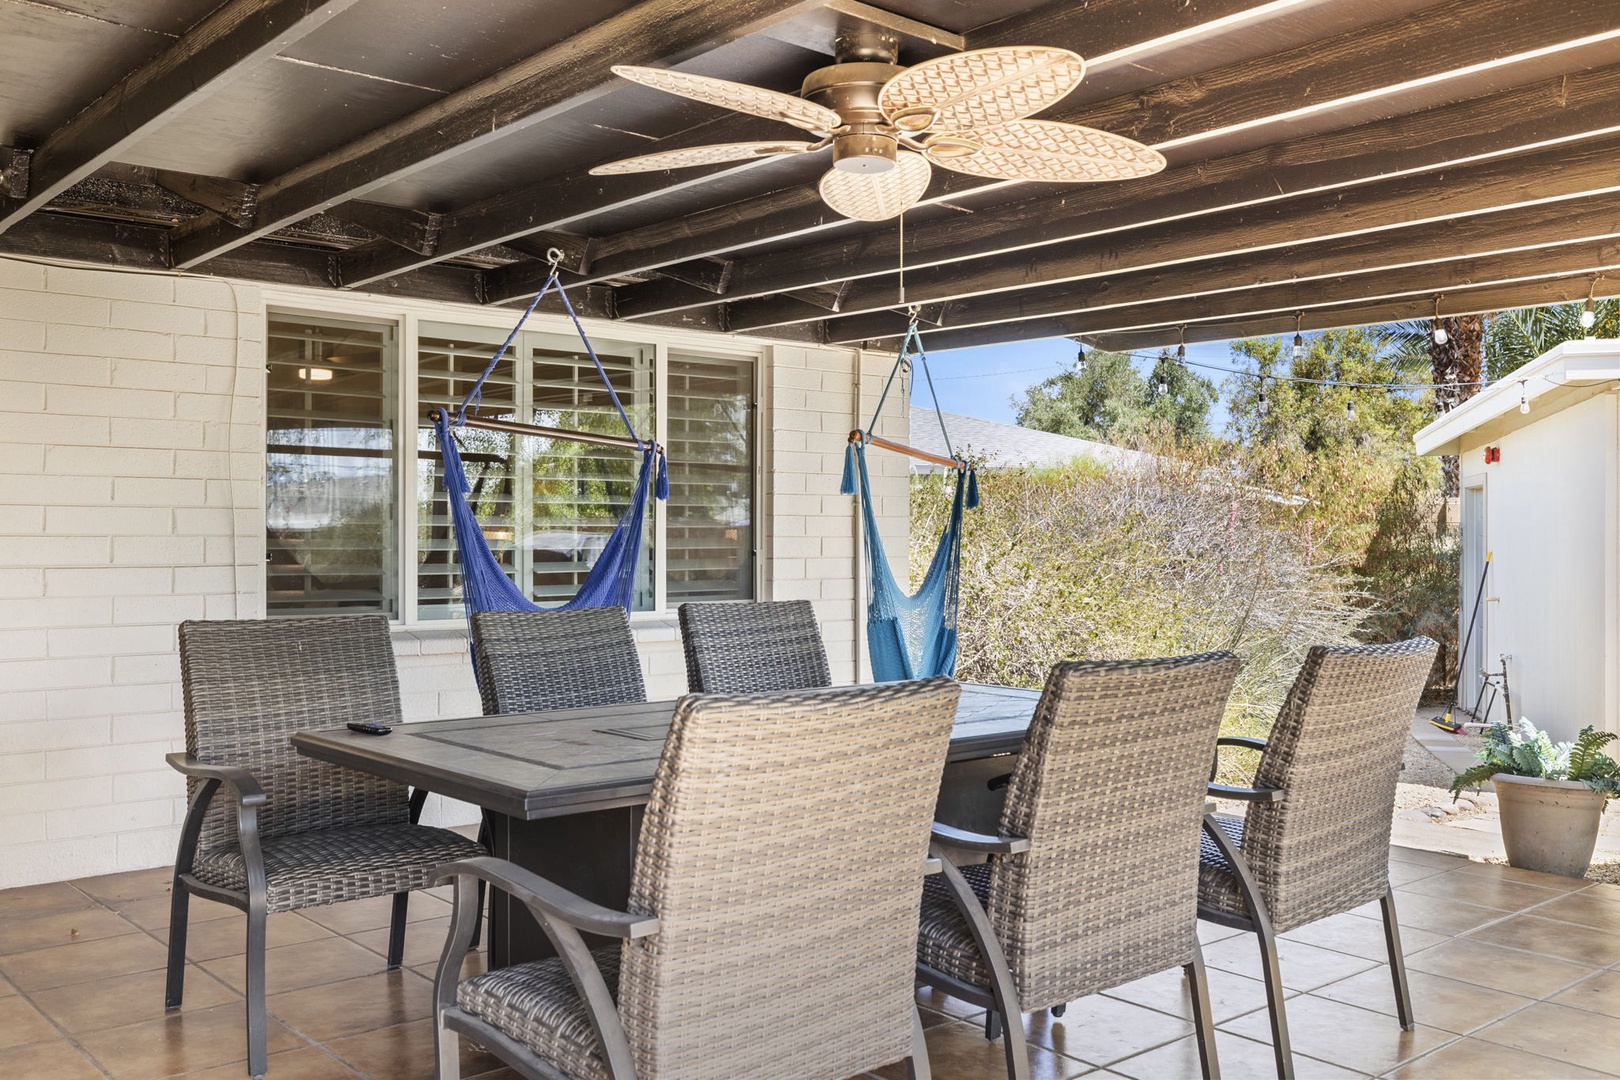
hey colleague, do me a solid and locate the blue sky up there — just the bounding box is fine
[912,336,1239,429]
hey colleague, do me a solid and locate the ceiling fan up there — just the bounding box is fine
[589,39,1166,222]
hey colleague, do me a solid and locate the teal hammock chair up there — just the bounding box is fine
[430,250,667,624]
[841,317,978,681]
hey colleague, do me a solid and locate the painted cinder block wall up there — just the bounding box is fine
[0,258,911,889]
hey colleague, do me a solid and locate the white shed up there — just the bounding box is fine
[1414,339,1620,741]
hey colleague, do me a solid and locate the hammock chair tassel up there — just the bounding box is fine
[965,466,979,510]
[840,441,859,496]
[656,451,669,501]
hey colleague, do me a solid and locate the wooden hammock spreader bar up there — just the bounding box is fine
[430,407,646,453]
[850,429,962,470]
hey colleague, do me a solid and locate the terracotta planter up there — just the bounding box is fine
[1491,773,1607,878]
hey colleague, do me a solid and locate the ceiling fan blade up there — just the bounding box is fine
[923,120,1166,183]
[878,46,1085,133]
[589,140,822,175]
[611,65,841,134]
[818,152,932,222]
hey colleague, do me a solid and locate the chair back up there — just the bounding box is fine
[470,607,646,715]
[990,653,1241,1010]
[1241,637,1437,932]
[619,678,961,1080]
[677,599,832,693]
[178,616,406,856]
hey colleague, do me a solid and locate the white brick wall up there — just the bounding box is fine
[0,259,910,888]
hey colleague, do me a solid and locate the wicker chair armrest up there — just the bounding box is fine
[1216,736,1269,752]
[931,822,1031,855]
[435,857,659,939]
[165,753,267,806]
[1207,781,1285,803]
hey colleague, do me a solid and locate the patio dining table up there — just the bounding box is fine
[291,682,1041,968]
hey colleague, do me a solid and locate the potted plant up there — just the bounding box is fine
[1451,719,1619,877]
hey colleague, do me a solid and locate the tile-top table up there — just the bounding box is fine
[293,682,1040,966]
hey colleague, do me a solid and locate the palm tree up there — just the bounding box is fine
[1378,314,1486,496]
[1485,299,1620,380]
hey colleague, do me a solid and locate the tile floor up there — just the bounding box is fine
[1,846,1617,1079]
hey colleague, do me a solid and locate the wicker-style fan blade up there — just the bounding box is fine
[923,120,1165,182]
[611,65,842,134]
[878,46,1085,133]
[589,141,821,176]
[818,152,932,222]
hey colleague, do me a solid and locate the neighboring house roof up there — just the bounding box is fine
[908,406,1152,471]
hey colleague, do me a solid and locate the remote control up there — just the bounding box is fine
[346,722,393,735]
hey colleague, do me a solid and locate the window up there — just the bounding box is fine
[266,309,756,621]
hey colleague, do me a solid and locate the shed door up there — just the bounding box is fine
[1460,483,1487,715]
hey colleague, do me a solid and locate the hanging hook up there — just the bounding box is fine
[545,247,564,272]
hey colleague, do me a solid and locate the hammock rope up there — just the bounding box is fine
[840,315,977,681]
[433,251,666,621]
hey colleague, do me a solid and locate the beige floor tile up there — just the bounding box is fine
[1199,933,1378,992]
[1101,965,1290,1025]
[1197,920,1246,945]
[1387,861,1455,887]
[266,968,435,1042]
[29,965,240,1036]
[0,995,60,1051]
[0,1038,108,1080]
[1279,911,1449,961]
[1471,999,1620,1074]
[1388,847,1469,870]
[870,1019,1090,1080]
[327,1017,507,1080]
[1390,1035,1609,1078]
[173,1044,361,1078]
[915,985,987,1022]
[0,904,139,955]
[1365,891,1508,937]
[1024,991,1193,1066]
[348,914,455,968]
[76,1003,305,1080]
[1403,936,1596,998]
[0,929,171,991]
[1306,967,1532,1035]
[1219,994,1454,1075]
[412,946,486,985]
[0,974,14,997]
[0,881,95,920]
[1447,861,1593,892]
[156,909,332,962]
[199,936,389,997]
[1400,870,1572,913]
[1463,913,1620,967]
[296,892,451,935]
[111,893,237,932]
[1548,968,1620,1019]
[1111,1031,1360,1080]
[1530,889,1620,933]
[73,867,177,904]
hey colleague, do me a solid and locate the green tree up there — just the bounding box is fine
[1015,348,1215,446]
[1485,299,1620,379]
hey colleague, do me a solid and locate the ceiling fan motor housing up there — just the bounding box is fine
[803,62,904,173]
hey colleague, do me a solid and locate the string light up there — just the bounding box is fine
[1432,296,1448,345]
[1158,373,1169,397]
[1258,387,1269,416]
[1345,398,1356,422]
[1581,277,1601,333]
[1292,312,1304,360]
[1176,326,1187,368]
[1075,343,1087,373]
[1519,381,1530,415]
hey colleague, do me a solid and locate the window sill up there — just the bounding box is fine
[390,613,682,647]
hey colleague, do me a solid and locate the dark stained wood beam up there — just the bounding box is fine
[1,147,32,199]
[152,170,260,228]
[0,0,363,232]
[168,0,831,269]
[823,191,1620,344]
[623,59,1620,324]
[324,201,443,256]
[1078,274,1620,353]
[653,258,734,294]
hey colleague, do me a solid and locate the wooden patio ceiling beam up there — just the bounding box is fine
[698,81,1620,335]
[333,0,1307,291]
[822,190,1620,346]
[1077,274,1620,354]
[166,0,831,269]
[0,0,363,234]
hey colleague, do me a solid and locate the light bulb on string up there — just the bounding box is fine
[1176,326,1187,368]
[1258,388,1269,417]
[1075,344,1087,374]
[1158,374,1169,397]
[1519,381,1530,414]
[1582,299,1597,331]
[1431,296,1447,344]
[1292,312,1304,360]
[1345,398,1356,422]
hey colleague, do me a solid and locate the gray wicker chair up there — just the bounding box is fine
[1199,637,1438,1080]
[470,607,647,715]
[917,653,1242,1080]
[432,678,965,1080]
[677,599,832,693]
[166,616,484,1079]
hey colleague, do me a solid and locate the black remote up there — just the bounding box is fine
[346,722,393,735]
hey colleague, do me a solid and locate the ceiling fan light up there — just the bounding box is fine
[832,131,898,173]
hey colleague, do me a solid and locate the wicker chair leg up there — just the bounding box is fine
[906,1005,932,1080]
[387,891,409,969]
[1253,920,1293,1080]
[246,903,268,1079]
[1186,944,1222,1080]
[1049,1003,1066,1017]
[1380,890,1416,1031]
[984,1009,1001,1041]
[164,881,190,1009]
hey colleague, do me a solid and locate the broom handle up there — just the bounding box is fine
[1450,551,1493,718]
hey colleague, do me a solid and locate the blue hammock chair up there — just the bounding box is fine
[840,319,977,681]
[431,253,666,626]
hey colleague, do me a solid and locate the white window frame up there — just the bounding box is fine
[261,288,763,627]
